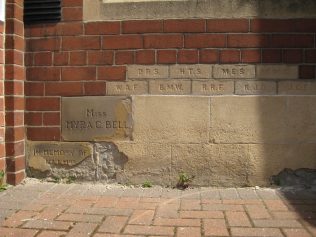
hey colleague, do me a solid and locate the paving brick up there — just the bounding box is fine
[67,223,98,237]
[226,211,251,227]
[56,213,103,223]
[129,210,154,225]
[203,204,244,211]
[94,235,145,237]
[0,227,38,237]
[154,218,200,227]
[23,220,73,231]
[282,228,312,237]
[203,219,229,236]
[2,210,38,227]
[94,197,118,208]
[245,205,271,219]
[231,227,283,237]
[253,219,302,228]
[98,216,128,233]
[85,207,133,216]
[156,204,179,218]
[264,200,289,211]
[124,225,174,236]
[271,211,300,219]
[180,200,201,210]
[177,227,201,237]
[35,207,64,221]
[180,210,224,219]
[36,230,68,237]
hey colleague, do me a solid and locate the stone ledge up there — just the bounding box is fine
[84,0,316,21]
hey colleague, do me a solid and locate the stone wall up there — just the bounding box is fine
[24,0,316,186]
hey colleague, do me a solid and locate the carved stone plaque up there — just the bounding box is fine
[213,65,255,79]
[62,96,132,141]
[27,142,92,168]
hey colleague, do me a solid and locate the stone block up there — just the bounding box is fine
[171,144,250,187]
[213,65,255,79]
[116,142,171,185]
[278,81,316,95]
[62,96,132,141]
[170,65,212,79]
[235,81,276,95]
[106,81,148,95]
[149,80,191,95]
[256,65,298,79]
[192,80,234,95]
[132,96,210,143]
[127,65,169,79]
[210,96,316,144]
[248,144,316,186]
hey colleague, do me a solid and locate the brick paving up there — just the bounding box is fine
[0,180,315,237]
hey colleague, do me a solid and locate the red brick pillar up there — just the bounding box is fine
[4,0,25,185]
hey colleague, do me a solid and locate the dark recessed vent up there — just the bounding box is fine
[24,0,61,24]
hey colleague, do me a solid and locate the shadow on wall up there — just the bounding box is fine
[253,1,316,229]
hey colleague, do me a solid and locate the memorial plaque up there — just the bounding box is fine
[28,142,92,167]
[127,65,169,79]
[235,81,276,95]
[278,81,316,95]
[106,81,148,95]
[170,65,212,79]
[62,96,132,141]
[192,80,234,95]
[213,65,255,79]
[149,80,191,95]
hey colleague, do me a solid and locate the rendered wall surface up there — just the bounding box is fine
[24,0,316,186]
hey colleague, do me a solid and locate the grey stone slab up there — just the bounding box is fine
[127,65,168,79]
[278,81,316,95]
[213,65,255,79]
[237,188,260,200]
[149,80,191,95]
[84,0,316,21]
[62,96,132,141]
[170,65,212,79]
[235,81,277,95]
[27,142,93,169]
[192,80,234,95]
[106,81,148,95]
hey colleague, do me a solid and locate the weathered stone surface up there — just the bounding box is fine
[171,144,250,187]
[116,142,171,185]
[256,65,298,79]
[213,65,255,79]
[27,141,128,182]
[235,81,276,95]
[27,142,92,167]
[149,80,191,95]
[106,81,148,95]
[271,168,316,188]
[127,65,168,79]
[170,65,212,79]
[132,96,210,143]
[192,80,234,95]
[62,96,132,141]
[248,144,316,186]
[210,96,316,144]
[278,81,316,95]
[84,0,316,21]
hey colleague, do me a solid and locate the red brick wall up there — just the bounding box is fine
[24,0,316,142]
[0,21,5,176]
[4,0,25,184]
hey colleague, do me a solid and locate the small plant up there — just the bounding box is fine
[142,180,152,188]
[66,176,76,184]
[176,172,195,190]
[0,170,7,192]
